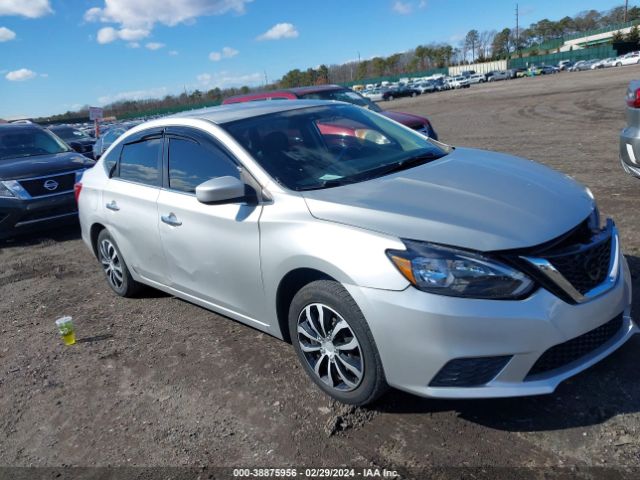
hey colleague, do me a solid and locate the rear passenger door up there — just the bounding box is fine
[156,127,265,323]
[102,128,168,283]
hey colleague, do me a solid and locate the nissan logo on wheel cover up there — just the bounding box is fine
[43,179,59,191]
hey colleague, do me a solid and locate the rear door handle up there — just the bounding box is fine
[161,213,182,227]
[106,200,119,211]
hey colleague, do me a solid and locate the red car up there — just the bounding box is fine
[222,85,438,140]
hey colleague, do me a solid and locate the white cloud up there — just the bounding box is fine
[97,26,118,44]
[85,0,252,43]
[145,42,165,50]
[196,71,262,89]
[96,26,150,43]
[209,46,238,61]
[168,50,179,56]
[392,1,413,14]
[97,86,169,106]
[0,0,52,18]
[39,73,48,77]
[118,27,149,41]
[6,68,37,81]
[257,22,298,41]
[0,27,16,42]
[127,42,140,48]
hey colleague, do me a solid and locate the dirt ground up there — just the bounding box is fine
[2,66,640,478]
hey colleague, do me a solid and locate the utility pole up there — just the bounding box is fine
[264,70,268,86]
[515,3,519,54]
[625,0,629,22]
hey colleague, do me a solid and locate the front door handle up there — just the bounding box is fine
[161,213,182,227]
[106,200,119,211]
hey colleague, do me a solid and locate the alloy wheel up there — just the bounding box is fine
[99,239,124,290]
[296,303,364,392]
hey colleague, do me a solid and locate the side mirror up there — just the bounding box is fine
[195,176,246,204]
[69,142,84,153]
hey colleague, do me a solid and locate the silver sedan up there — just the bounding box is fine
[77,100,635,405]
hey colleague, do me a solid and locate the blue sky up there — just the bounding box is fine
[0,0,626,119]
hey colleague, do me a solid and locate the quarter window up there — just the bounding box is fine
[168,137,239,193]
[118,138,162,186]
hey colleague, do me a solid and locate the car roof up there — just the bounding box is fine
[170,99,340,124]
[0,123,45,134]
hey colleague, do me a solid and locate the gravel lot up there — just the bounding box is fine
[1,66,640,477]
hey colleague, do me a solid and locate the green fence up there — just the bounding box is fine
[507,45,617,69]
[563,20,640,42]
[340,68,448,88]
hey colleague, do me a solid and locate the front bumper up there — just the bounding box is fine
[346,249,635,399]
[0,192,78,240]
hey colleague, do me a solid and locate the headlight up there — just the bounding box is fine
[588,203,602,232]
[0,181,15,198]
[387,241,534,300]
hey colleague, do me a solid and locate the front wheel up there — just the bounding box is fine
[289,280,388,406]
[411,92,417,97]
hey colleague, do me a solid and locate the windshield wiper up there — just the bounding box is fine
[296,178,353,191]
[296,151,445,191]
[356,151,445,180]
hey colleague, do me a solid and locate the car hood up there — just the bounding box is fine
[0,151,94,180]
[302,147,593,251]
[381,110,427,127]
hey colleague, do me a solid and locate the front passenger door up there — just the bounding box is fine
[156,127,265,324]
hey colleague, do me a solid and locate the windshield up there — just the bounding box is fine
[298,89,382,113]
[50,126,90,141]
[0,128,71,160]
[223,104,448,191]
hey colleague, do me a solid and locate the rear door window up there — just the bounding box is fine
[117,137,162,186]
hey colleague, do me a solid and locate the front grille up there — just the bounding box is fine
[18,172,76,198]
[526,314,623,379]
[546,237,612,295]
[429,356,512,387]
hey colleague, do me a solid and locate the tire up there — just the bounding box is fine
[617,62,622,67]
[96,229,142,297]
[388,95,394,101]
[288,280,388,406]
[411,92,417,97]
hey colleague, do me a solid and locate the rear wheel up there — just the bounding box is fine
[289,280,388,406]
[96,229,142,297]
